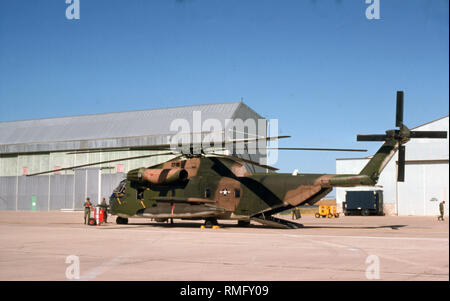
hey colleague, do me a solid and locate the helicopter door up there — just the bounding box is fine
[216,177,241,211]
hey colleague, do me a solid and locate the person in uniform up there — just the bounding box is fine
[291,207,301,220]
[100,197,108,223]
[295,207,301,219]
[84,197,92,224]
[438,201,445,221]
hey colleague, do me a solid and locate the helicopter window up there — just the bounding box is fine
[205,189,211,198]
[114,180,127,194]
[234,189,241,198]
[171,162,181,167]
[137,189,144,200]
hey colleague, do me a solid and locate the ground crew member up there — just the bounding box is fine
[438,201,445,221]
[101,197,108,223]
[84,197,93,225]
[291,207,301,220]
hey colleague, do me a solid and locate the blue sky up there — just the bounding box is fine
[0,0,448,175]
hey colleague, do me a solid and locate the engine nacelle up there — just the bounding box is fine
[127,167,188,185]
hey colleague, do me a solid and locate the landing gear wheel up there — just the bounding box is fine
[327,214,333,218]
[116,217,128,224]
[237,220,250,227]
[315,213,320,218]
[88,218,96,226]
[204,218,218,228]
[361,209,369,216]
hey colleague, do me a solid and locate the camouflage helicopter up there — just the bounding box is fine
[29,92,447,228]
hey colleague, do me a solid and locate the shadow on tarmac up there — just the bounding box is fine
[301,224,406,230]
[100,221,407,230]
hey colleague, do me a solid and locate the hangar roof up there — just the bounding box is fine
[0,102,263,155]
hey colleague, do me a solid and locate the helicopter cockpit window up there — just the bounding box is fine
[114,180,127,194]
[205,189,211,199]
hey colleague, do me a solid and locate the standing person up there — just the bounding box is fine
[295,207,301,219]
[84,197,92,225]
[101,197,108,223]
[438,201,445,221]
[291,207,301,220]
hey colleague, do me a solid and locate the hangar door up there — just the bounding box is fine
[397,161,449,216]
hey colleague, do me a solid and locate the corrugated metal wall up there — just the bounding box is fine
[0,170,125,211]
[0,176,17,210]
[50,175,74,210]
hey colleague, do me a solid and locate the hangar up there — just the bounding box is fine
[0,102,267,211]
[336,116,449,216]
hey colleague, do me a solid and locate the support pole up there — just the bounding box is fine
[98,168,102,205]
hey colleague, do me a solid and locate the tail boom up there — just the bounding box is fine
[328,138,400,188]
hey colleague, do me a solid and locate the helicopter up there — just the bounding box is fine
[28,91,447,228]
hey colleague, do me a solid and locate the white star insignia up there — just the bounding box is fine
[220,189,230,196]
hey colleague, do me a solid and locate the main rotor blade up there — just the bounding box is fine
[211,153,279,171]
[409,131,448,139]
[397,145,405,182]
[396,91,404,127]
[357,134,387,142]
[65,130,228,154]
[27,152,176,176]
[266,147,367,152]
[216,135,291,146]
[66,146,173,155]
[230,147,367,152]
[67,136,291,155]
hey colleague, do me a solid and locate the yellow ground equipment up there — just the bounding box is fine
[315,205,339,218]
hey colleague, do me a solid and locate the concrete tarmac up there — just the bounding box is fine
[0,211,448,281]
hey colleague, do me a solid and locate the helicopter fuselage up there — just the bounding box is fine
[108,156,369,222]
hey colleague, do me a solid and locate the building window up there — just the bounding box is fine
[117,164,124,173]
[22,167,28,176]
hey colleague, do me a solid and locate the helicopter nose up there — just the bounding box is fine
[109,195,118,212]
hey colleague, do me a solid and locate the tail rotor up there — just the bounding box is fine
[357,91,447,182]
